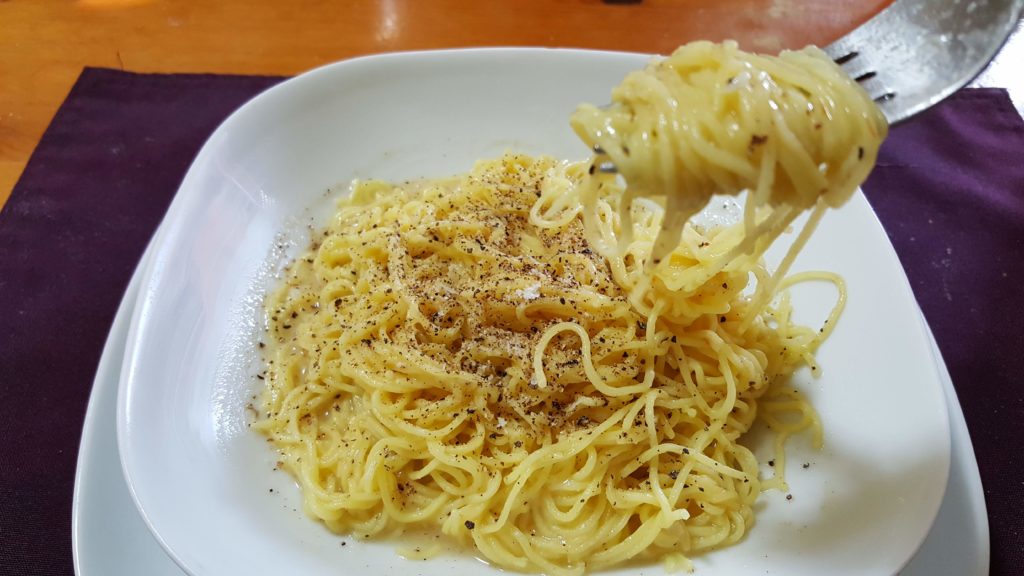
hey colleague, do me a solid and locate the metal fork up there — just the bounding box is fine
[825,0,1024,125]
[591,0,1023,173]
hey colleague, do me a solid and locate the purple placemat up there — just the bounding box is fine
[0,69,284,576]
[0,68,1021,575]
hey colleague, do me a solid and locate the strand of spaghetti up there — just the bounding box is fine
[741,198,829,331]
[779,270,848,342]
[532,322,651,396]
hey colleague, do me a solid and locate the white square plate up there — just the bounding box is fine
[116,49,951,576]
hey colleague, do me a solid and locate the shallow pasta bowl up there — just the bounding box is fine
[118,48,951,576]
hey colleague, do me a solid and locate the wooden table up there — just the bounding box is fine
[0,0,890,210]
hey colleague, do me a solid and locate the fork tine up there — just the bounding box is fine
[830,55,879,90]
[853,74,894,103]
[823,0,1024,125]
[821,41,854,63]
[851,70,876,83]
[831,51,860,66]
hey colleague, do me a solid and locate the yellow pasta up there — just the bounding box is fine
[254,39,885,575]
[572,40,886,281]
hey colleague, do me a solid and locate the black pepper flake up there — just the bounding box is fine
[668,470,679,480]
[786,494,793,501]
[768,459,775,467]
[464,520,475,529]
[858,146,865,159]
[802,462,811,469]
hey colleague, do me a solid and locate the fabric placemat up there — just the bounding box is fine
[0,68,1021,575]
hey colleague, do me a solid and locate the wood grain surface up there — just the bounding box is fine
[0,0,889,209]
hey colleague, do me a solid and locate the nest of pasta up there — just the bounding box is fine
[254,154,833,575]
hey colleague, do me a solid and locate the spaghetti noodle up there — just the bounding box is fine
[572,40,886,282]
[254,40,884,575]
